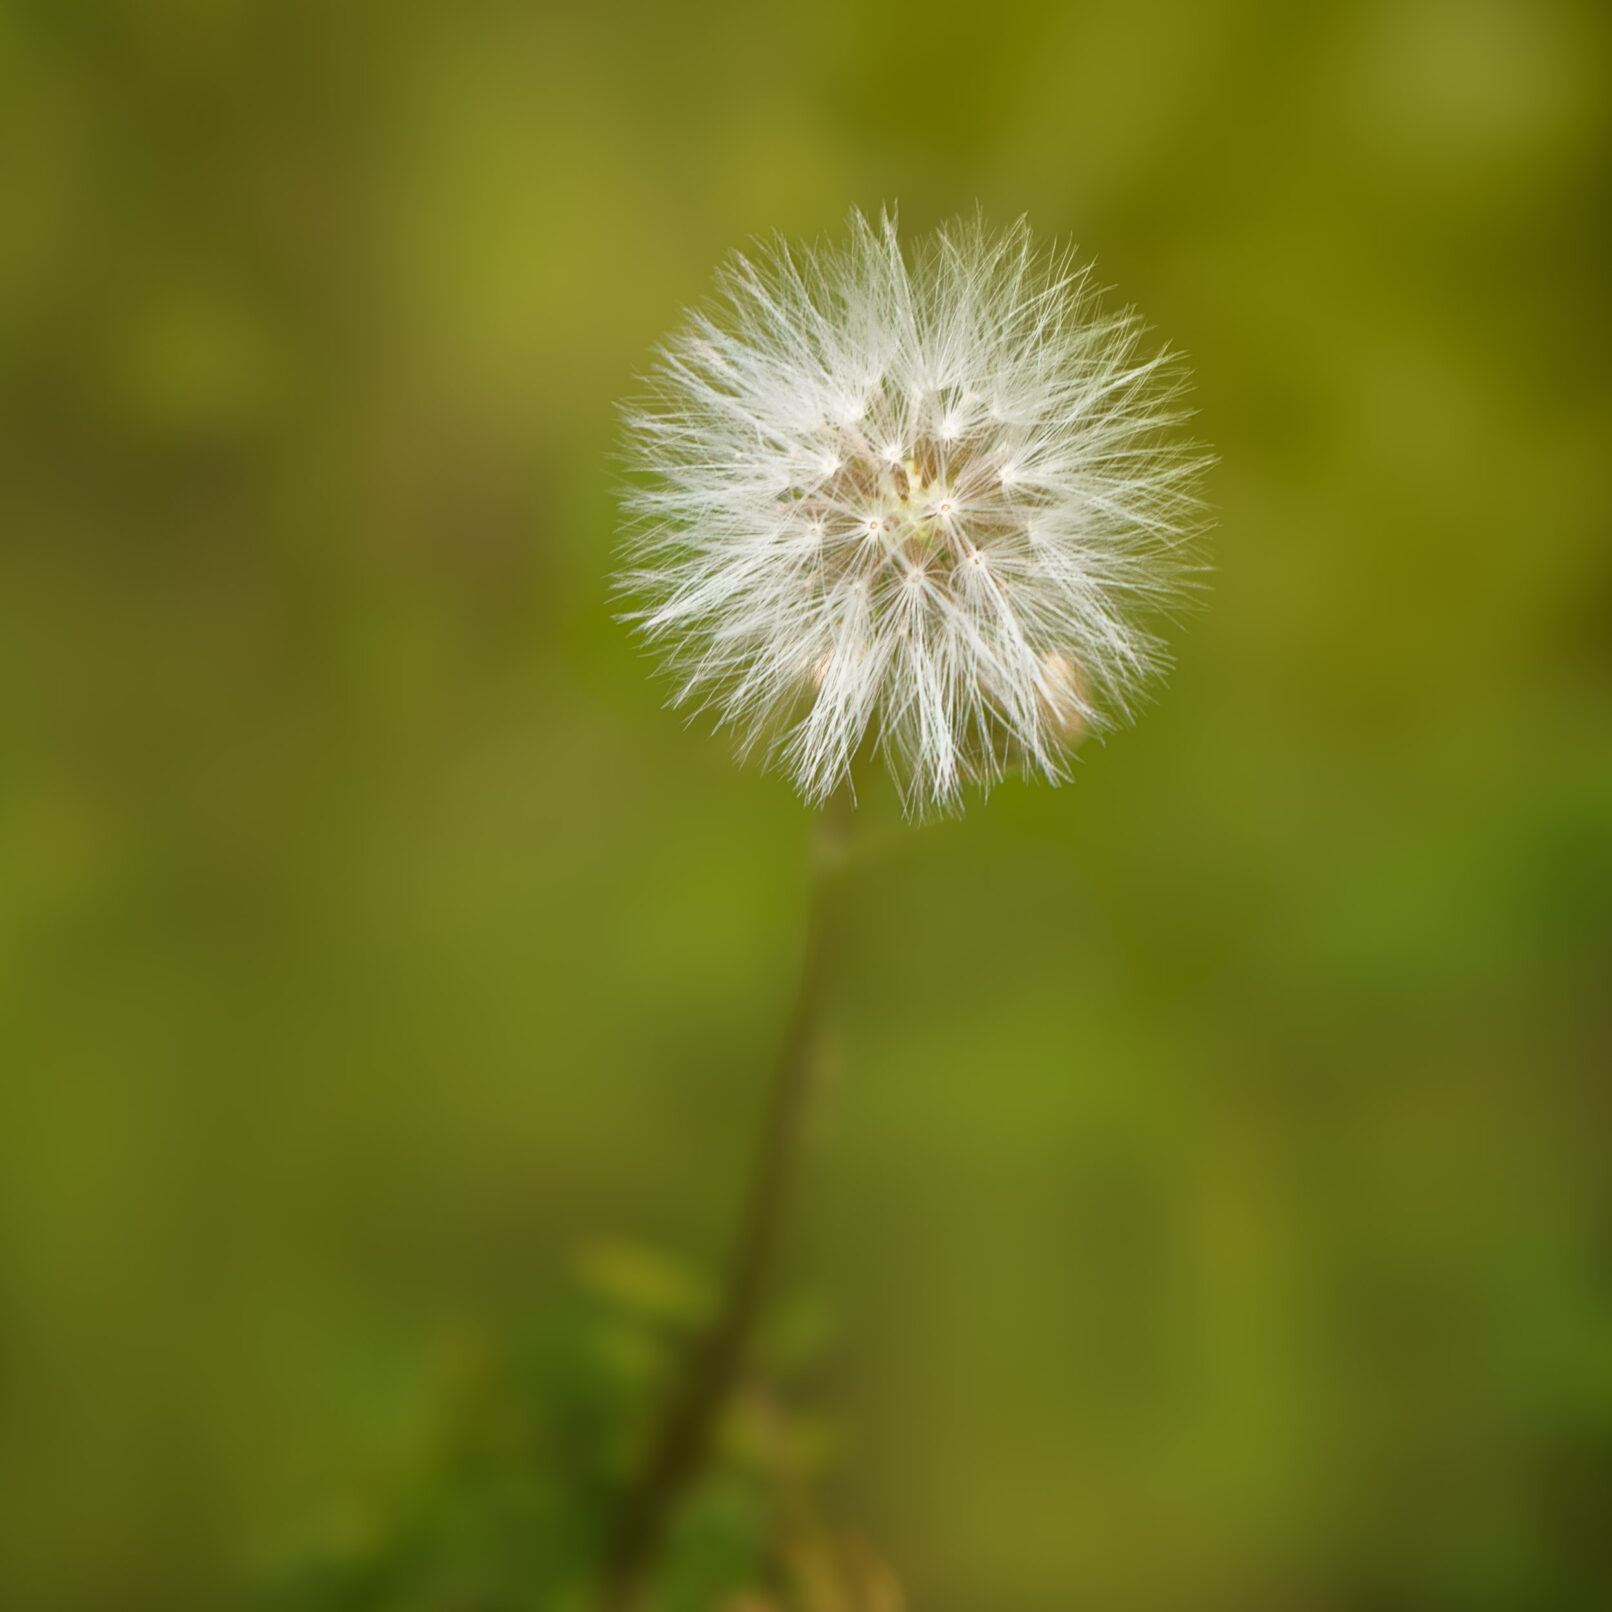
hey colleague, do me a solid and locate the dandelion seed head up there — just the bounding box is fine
[619,209,1208,815]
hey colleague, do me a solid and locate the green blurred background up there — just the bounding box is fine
[2,1,1610,1607]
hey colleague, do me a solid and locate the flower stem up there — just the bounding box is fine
[599,790,854,1610]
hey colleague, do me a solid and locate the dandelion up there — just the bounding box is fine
[619,210,1204,814]
[606,215,1212,1603]
[619,214,1204,817]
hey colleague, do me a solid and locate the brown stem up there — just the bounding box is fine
[599,790,854,1610]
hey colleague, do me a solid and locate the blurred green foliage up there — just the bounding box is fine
[251,1241,867,1612]
[1,1,1610,1609]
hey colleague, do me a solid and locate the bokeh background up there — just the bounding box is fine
[3,1,1610,1608]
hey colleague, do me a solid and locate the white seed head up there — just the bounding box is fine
[618,209,1207,816]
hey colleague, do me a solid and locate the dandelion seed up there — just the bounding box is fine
[618,209,1207,815]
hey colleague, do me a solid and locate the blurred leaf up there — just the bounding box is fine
[574,1238,714,1332]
